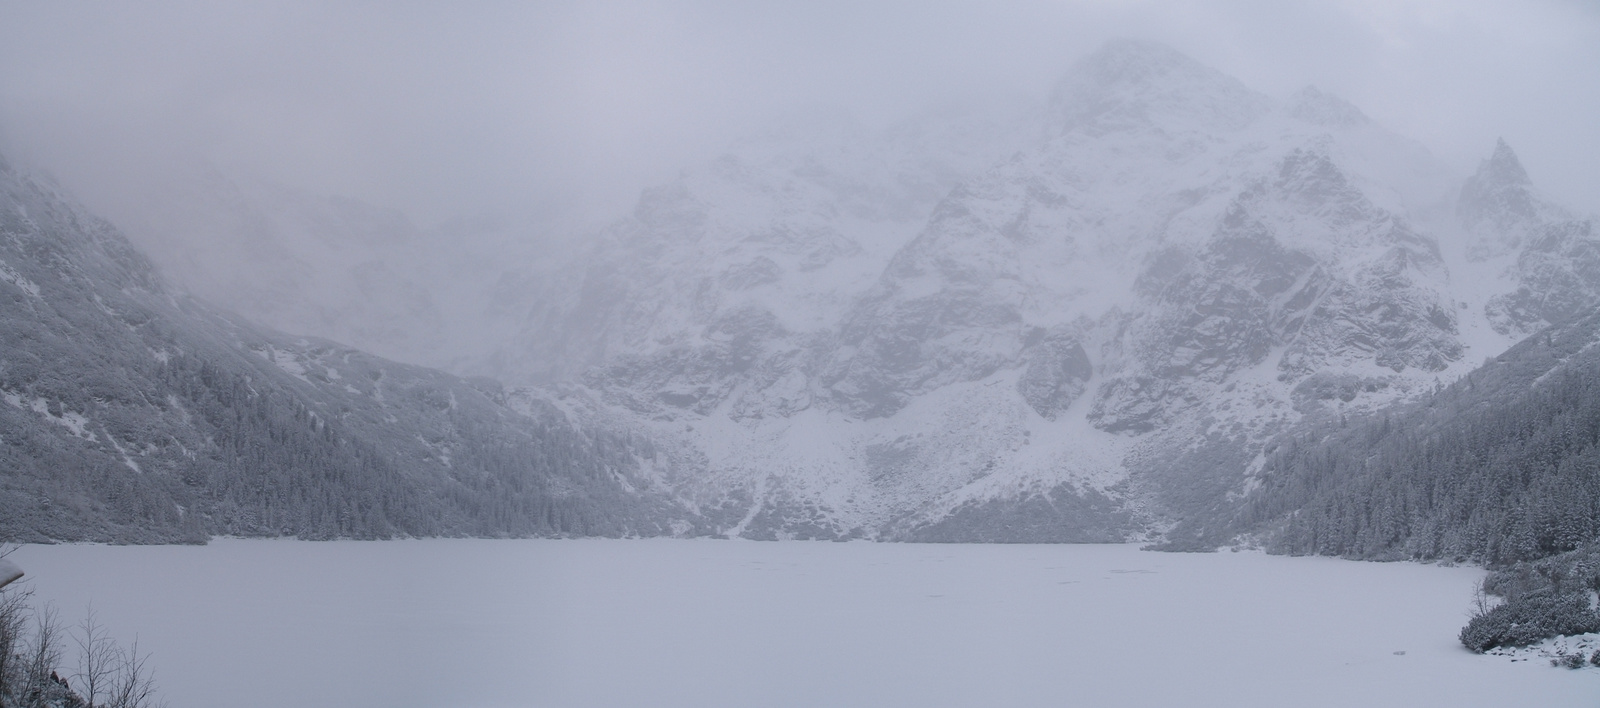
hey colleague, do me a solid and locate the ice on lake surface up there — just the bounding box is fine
[10,539,1600,707]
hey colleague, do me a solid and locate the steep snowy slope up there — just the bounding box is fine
[491,40,1584,542]
[0,153,692,542]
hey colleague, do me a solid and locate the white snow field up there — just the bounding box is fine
[10,539,1599,708]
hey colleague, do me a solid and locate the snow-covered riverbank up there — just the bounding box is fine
[10,539,1597,707]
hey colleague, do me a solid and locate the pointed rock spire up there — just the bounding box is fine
[1458,139,1550,256]
[1478,138,1531,187]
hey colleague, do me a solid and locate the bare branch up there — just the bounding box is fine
[106,637,161,708]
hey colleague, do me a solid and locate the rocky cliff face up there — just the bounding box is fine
[469,40,1542,541]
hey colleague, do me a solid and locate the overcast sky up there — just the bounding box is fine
[2,0,1598,227]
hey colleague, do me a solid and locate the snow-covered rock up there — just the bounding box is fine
[1459,141,1600,337]
[468,40,1600,541]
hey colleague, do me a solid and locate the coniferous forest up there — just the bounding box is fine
[1241,309,1600,564]
[1230,309,1600,651]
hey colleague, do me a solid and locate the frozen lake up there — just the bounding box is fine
[8,539,1599,707]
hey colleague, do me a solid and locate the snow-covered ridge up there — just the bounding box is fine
[482,39,1600,542]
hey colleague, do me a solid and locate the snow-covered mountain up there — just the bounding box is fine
[20,38,1596,546]
[483,39,1599,541]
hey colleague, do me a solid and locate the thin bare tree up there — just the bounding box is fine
[74,605,120,708]
[1469,577,1499,618]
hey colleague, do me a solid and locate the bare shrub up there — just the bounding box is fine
[0,582,165,708]
[104,637,161,708]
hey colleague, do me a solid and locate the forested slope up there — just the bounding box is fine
[1239,308,1600,563]
[0,153,694,542]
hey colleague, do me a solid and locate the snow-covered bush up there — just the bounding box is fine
[1460,589,1600,652]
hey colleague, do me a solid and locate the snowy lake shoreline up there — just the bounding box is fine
[8,538,1599,707]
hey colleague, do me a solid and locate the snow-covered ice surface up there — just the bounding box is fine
[10,539,1599,708]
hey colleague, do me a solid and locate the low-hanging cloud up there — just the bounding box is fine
[1,0,1596,230]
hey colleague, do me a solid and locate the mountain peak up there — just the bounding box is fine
[1478,138,1531,187]
[1049,39,1270,135]
[1073,39,1208,88]
[1458,139,1551,254]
